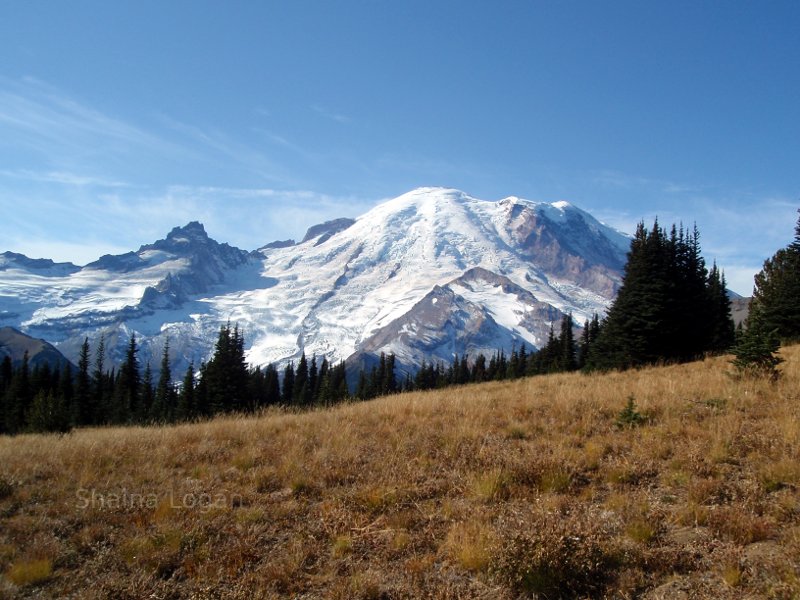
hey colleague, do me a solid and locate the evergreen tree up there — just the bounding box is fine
[355,369,369,400]
[747,209,800,342]
[205,324,249,412]
[92,334,107,424]
[58,364,74,426]
[315,357,329,403]
[153,342,175,422]
[0,355,11,394]
[706,263,736,352]
[27,389,70,433]
[731,312,784,379]
[263,363,281,406]
[308,355,318,403]
[578,319,591,369]
[116,334,141,423]
[557,313,577,371]
[282,362,295,405]
[472,354,487,383]
[74,337,92,426]
[4,351,30,433]
[586,220,732,370]
[141,363,155,422]
[294,353,308,405]
[194,361,209,417]
[177,362,195,421]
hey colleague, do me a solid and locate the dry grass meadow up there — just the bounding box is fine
[1,346,799,599]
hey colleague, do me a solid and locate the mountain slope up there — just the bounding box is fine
[0,188,629,375]
[0,326,74,370]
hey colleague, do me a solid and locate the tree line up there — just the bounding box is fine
[0,324,349,435]
[4,213,798,435]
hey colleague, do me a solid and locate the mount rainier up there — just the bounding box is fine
[0,188,630,376]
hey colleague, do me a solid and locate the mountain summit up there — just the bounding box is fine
[0,188,629,375]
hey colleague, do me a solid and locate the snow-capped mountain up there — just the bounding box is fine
[0,188,630,376]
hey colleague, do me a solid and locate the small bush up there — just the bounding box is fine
[616,396,646,428]
[730,326,783,380]
[491,510,625,597]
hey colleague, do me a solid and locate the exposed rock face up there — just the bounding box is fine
[300,218,356,246]
[353,267,566,371]
[503,200,626,299]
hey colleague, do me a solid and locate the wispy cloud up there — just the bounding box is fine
[0,76,181,164]
[591,168,708,196]
[0,77,379,264]
[0,168,131,188]
[311,104,351,124]
[156,114,299,186]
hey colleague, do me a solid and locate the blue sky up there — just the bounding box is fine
[0,1,798,294]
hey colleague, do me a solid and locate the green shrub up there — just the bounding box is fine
[616,396,646,428]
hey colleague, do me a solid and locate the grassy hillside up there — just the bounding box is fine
[1,347,799,599]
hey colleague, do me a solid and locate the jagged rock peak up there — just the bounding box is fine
[164,221,210,243]
[301,217,356,245]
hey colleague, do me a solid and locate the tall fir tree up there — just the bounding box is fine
[282,362,295,405]
[747,209,800,342]
[587,220,733,370]
[74,337,92,427]
[92,334,107,424]
[141,363,155,422]
[294,352,309,405]
[176,362,195,421]
[153,342,175,422]
[116,334,141,423]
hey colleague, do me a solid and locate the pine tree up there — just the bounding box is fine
[177,362,195,421]
[557,313,577,371]
[153,342,175,422]
[294,353,308,405]
[116,334,141,422]
[0,355,11,394]
[308,355,318,404]
[141,363,155,422]
[263,363,281,406]
[282,362,295,405]
[586,220,731,370]
[205,324,250,413]
[731,313,784,379]
[58,364,74,427]
[4,351,30,433]
[74,337,91,426]
[706,263,736,352]
[92,334,107,424]
[27,389,70,433]
[747,209,800,342]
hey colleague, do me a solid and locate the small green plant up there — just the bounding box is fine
[616,396,646,428]
[730,325,783,380]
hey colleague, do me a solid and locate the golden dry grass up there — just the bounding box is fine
[1,347,799,598]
